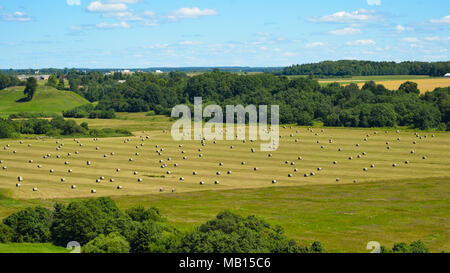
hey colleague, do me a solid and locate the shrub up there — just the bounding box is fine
[82,232,130,253]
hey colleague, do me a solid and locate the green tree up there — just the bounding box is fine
[0,223,13,243]
[82,232,130,253]
[399,81,420,94]
[23,77,38,100]
[47,75,58,87]
[3,207,53,243]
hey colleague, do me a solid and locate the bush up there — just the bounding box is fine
[409,240,428,253]
[82,232,130,253]
[129,221,180,253]
[3,207,53,243]
[126,206,165,223]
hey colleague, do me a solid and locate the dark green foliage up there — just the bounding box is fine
[129,221,181,253]
[0,223,13,243]
[282,60,450,77]
[23,77,38,100]
[51,198,135,246]
[126,206,165,223]
[176,211,319,253]
[0,119,20,138]
[62,104,116,119]
[3,207,53,243]
[47,75,58,87]
[399,81,420,94]
[0,71,21,90]
[82,232,130,253]
[381,240,429,253]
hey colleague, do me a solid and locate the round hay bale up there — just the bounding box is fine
[422,156,427,160]
[104,154,108,158]
[214,181,220,185]
[357,155,361,158]
[227,170,232,174]
[216,171,221,175]
[272,180,277,184]
[304,173,309,177]
[298,156,303,160]
[333,161,338,165]
[362,152,367,155]
[199,154,203,158]
[241,162,246,165]
[370,164,375,168]
[68,169,72,173]
[110,152,115,156]
[29,160,33,163]
[16,183,21,187]
[2,166,6,170]
[91,189,96,194]
[338,148,342,152]
[71,185,76,189]
[96,179,100,183]
[193,171,198,175]
[353,179,358,183]
[268,154,273,157]
[294,168,299,172]
[174,163,179,167]
[116,169,120,172]
[348,156,353,160]
[288,174,293,177]
[183,156,187,160]
[199,181,204,185]
[129,158,133,162]
[50,169,54,173]
[65,161,69,165]
[387,146,391,150]
[392,163,397,167]
[405,161,409,164]
[110,178,115,182]
[291,162,295,166]
[356,144,360,147]
[32,188,38,192]
[179,177,184,181]
[134,171,138,175]
[100,176,105,180]
[410,150,415,154]
[363,168,368,172]
[253,167,258,171]
[336,178,340,182]
[60,178,66,182]
[17,176,23,182]
[317,167,322,171]
[117,186,123,190]
[138,178,143,182]
[166,171,171,175]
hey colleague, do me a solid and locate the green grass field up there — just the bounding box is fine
[0,243,70,253]
[0,111,448,252]
[0,83,89,117]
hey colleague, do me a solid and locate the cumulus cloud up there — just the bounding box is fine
[1,11,33,22]
[329,27,361,35]
[430,15,450,24]
[346,39,376,45]
[367,0,381,6]
[308,9,380,23]
[179,40,202,45]
[305,42,325,48]
[67,0,81,6]
[168,7,217,20]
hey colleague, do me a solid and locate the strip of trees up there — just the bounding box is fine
[0,197,324,253]
[282,60,450,77]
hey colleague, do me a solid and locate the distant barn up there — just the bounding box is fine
[444,73,450,78]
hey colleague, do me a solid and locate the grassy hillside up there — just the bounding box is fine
[0,84,90,117]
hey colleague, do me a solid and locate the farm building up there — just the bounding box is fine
[444,73,450,78]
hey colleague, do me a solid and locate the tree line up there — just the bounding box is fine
[282,60,450,77]
[62,70,449,130]
[0,116,131,139]
[0,197,324,253]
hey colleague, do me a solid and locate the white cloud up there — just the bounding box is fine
[329,27,361,35]
[179,40,202,45]
[401,37,419,43]
[395,25,414,33]
[430,15,450,24]
[168,7,217,20]
[367,0,381,6]
[67,0,81,6]
[346,39,376,45]
[87,1,128,12]
[308,9,379,23]
[305,42,325,48]
[1,11,32,22]
[104,0,141,3]
[96,21,129,28]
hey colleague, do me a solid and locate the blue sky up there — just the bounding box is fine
[0,0,449,68]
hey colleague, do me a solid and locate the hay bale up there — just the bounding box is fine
[100,176,105,180]
[116,169,121,172]
[138,178,143,182]
[288,174,293,177]
[253,167,258,171]
[166,171,171,175]
[214,181,220,185]
[304,173,308,177]
[392,163,397,167]
[50,169,54,173]
[174,163,179,167]
[317,167,322,171]
[110,178,115,182]
[336,178,340,182]
[370,164,375,168]
[17,176,23,182]
[422,156,427,160]
[91,189,96,194]
[410,150,415,154]
[227,170,232,174]
[362,152,367,155]
[272,180,277,184]
[29,160,34,163]
[193,171,198,175]
[199,181,205,185]
[2,166,6,170]
[405,161,409,164]
[353,179,358,183]
[298,156,303,160]
[291,162,295,166]
[216,171,221,175]
[60,178,66,182]
[96,179,100,183]
[363,168,368,171]
[117,186,123,190]
[294,168,299,172]
[129,158,133,162]
[241,161,246,165]
[71,185,76,189]
[32,188,38,192]
[183,156,187,160]
[348,156,353,160]
[333,161,338,165]
[268,154,273,158]
[68,169,73,173]
[16,183,21,187]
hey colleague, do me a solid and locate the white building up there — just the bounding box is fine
[444,73,450,78]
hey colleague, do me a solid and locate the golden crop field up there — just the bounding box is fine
[1,125,449,200]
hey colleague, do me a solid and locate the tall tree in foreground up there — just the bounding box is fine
[23,77,38,100]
